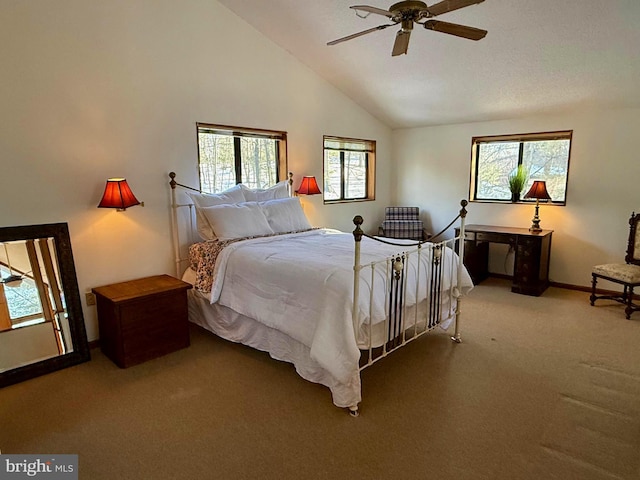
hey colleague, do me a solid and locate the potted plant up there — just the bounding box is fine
[508,165,528,202]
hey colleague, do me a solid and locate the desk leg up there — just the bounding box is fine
[462,240,489,285]
[511,235,551,296]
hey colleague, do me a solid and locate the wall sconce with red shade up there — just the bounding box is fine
[98,178,143,211]
[295,176,322,196]
[523,180,552,233]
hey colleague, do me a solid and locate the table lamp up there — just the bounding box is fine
[523,180,552,233]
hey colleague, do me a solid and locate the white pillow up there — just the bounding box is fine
[187,186,246,240]
[259,197,312,234]
[241,181,289,202]
[201,202,274,241]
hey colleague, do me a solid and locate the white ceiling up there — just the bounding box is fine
[217,0,640,129]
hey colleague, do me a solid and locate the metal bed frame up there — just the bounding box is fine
[351,202,468,394]
[169,171,469,416]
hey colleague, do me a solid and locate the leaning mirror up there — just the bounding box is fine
[0,223,90,387]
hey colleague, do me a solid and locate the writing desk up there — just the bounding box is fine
[455,224,553,296]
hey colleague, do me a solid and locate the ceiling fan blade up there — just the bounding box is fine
[423,20,487,40]
[427,0,485,17]
[392,29,412,56]
[327,24,395,46]
[350,5,394,18]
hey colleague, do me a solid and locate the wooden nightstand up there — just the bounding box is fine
[92,274,192,368]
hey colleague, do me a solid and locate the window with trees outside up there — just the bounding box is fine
[470,131,572,205]
[196,123,287,193]
[323,136,376,203]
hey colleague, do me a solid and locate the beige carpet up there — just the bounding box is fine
[1,278,639,479]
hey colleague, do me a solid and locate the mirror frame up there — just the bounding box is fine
[0,222,90,388]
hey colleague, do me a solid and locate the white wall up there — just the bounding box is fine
[392,108,640,288]
[0,0,392,340]
[0,323,60,372]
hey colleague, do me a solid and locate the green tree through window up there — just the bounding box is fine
[197,123,287,193]
[470,131,572,204]
[323,136,376,203]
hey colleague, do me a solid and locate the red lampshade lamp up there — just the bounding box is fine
[296,176,322,196]
[523,180,552,233]
[98,178,142,211]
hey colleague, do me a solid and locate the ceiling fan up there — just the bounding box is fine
[327,0,487,56]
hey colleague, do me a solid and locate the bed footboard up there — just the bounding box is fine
[352,200,468,373]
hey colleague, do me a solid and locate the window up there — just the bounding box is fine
[197,123,287,193]
[470,131,572,204]
[323,136,375,203]
[0,267,43,326]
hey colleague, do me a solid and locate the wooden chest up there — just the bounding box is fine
[92,275,192,368]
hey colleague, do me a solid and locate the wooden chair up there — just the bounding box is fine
[590,212,640,319]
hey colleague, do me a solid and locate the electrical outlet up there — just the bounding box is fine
[85,292,96,306]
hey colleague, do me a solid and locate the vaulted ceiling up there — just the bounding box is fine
[218,0,640,128]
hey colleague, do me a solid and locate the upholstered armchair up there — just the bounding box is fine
[378,207,428,241]
[590,212,640,319]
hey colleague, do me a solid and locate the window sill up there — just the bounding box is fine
[323,198,374,205]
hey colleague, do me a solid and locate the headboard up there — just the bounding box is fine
[168,172,294,277]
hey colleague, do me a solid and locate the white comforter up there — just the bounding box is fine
[208,229,473,387]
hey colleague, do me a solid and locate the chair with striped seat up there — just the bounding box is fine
[378,206,427,241]
[590,211,640,319]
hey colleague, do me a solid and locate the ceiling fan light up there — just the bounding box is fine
[401,19,414,31]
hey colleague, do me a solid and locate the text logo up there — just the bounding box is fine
[0,455,77,480]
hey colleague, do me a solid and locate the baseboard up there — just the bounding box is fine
[88,340,100,350]
[550,280,640,300]
[486,273,639,299]
[549,281,592,293]
[490,273,511,281]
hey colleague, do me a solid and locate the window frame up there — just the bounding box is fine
[196,122,288,193]
[322,135,376,204]
[469,130,573,205]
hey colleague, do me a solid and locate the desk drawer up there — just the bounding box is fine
[463,231,476,241]
[475,232,516,245]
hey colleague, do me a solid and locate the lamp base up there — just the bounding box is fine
[529,202,542,233]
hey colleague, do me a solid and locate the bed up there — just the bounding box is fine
[169,172,473,415]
